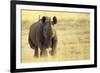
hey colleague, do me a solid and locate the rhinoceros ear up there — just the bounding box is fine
[53,16,57,24]
[41,16,46,23]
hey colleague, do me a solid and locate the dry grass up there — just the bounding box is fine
[21,10,90,63]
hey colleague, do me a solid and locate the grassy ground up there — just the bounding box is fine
[21,10,90,63]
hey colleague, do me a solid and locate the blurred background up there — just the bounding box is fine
[21,10,90,63]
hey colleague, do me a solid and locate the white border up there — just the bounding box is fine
[16,4,94,69]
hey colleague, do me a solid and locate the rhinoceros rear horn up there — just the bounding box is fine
[42,16,46,23]
[53,16,57,24]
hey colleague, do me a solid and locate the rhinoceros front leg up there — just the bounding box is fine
[34,48,41,58]
[50,36,57,56]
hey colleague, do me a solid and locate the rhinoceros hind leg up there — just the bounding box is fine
[40,49,48,57]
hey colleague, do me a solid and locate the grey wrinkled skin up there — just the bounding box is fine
[28,16,57,57]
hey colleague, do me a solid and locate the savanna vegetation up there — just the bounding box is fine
[21,10,90,63]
